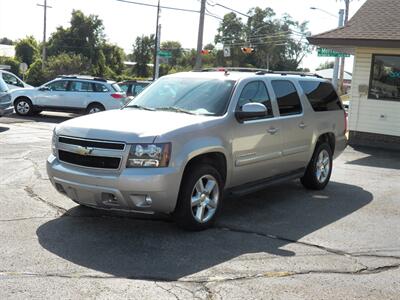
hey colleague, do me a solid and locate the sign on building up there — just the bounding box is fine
[318,48,350,58]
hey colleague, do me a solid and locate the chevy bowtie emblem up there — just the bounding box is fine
[76,146,94,156]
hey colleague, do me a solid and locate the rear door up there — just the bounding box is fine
[231,79,285,186]
[67,80,94,108]
[270,80,313,172]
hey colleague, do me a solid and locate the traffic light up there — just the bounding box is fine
[241,47,255,54]
[201,49,210,55]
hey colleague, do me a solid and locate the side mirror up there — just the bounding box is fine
[39,86,50,91]
[235,102,267,122]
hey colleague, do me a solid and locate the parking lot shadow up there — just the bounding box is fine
[0,126,9,133]
[37,181,372,280]
[346,146,400,170]
[0,113,76,125]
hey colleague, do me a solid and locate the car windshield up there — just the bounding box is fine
[125,77,236,116]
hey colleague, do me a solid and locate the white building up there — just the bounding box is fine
[308,0,400,149]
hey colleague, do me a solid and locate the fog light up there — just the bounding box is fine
[145,195,152,205]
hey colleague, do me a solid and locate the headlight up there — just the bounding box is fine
[51,129,57,156]
[126,143,171,168]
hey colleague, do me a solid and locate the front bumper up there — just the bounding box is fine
[46,155,182,213]
[0,105,13,117]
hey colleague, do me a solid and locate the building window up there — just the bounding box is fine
[369,54,400,101]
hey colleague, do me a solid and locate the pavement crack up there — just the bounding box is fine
[154,282,180,300]
[0,216,53,222]
[24,186,67,215]
[214,225,400,262]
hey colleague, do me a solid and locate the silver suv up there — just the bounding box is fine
[12,75,127,116]
[47,69,347,230]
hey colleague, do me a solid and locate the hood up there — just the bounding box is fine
[56,108,215,143]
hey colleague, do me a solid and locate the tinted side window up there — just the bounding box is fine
[93,83,109,92]
[46,80,69,91]
[238,81,273,117]
[300,81,342,111]
[271,80,302,116]
[2,73,23,87]
[70,81,94,92]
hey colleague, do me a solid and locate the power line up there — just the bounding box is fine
[207,1,250,18]
[115,0,221,20]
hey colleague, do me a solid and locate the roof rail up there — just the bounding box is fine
[197,67,272,73]
[195,67,323,78]
[271,71,323,78]
[58,75,108,82]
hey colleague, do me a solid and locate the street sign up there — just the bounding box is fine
[19,62,28,74]
[318,48,350,58]
[158,50,172,58]
[223,46,230,57]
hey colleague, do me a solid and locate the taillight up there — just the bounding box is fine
[111,93,124,99]
[344,110,348,134]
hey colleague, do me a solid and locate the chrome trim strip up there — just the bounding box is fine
[235,151,282,167]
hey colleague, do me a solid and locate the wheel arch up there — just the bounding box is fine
[315,132,335,155]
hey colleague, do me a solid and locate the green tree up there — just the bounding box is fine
[132,34,154,77]
[316,60,335,70]
[25,59,46,86]
[15,36,39,66]
[161,40,182,67]
[44,53,90,79]
[215,12,245,67]
[46,10,124,78]
[0,37,13,45]
[0,56,21,77]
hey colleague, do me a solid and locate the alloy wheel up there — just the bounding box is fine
[191,175,219,223]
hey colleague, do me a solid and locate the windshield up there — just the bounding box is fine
[125,77,236,116]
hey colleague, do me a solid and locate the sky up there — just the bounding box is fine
[0,0,367,72]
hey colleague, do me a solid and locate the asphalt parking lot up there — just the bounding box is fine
[1,113,399,299]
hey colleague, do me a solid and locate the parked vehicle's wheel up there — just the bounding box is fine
[14,98,33,116]
[174,164,223,230]
[86,103,105,114]
[301,142,333,190]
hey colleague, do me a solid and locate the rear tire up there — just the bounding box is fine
[86,103,105,114]
[14,98,33,116]
[174,164,223,231]
[301,143,333,190]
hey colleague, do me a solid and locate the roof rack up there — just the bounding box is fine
[58,75,108,82]
[198,67,272,73]
[196,67,323,78]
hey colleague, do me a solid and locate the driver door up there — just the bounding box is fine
[37,80,70,107]
[231,79,285,186]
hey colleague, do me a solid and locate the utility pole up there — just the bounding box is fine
[37,0,52,71]
[152,0,161,80]
[332,9,344,90]
[154,24,161,80]
[194,0,206,70]
[339,0,350,94]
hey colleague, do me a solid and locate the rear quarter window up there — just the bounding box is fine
[299,81,343,111]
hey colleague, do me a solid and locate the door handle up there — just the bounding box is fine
[299,122,307,129]
[267,127,278,134]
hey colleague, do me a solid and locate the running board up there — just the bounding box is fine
[227,168,305,197]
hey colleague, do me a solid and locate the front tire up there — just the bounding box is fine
[301,143,333,190]
[14,98,33,116]
[174,164,223,231]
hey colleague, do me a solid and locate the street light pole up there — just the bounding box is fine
[194,0,206,71]
[332,9,344,90]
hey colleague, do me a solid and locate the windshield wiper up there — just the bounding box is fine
[155,106,195,115]
[125,105,155,111]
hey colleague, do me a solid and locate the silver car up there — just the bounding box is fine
[11,75,127,116]
[47,69,347,230]
[0,80,13,117]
